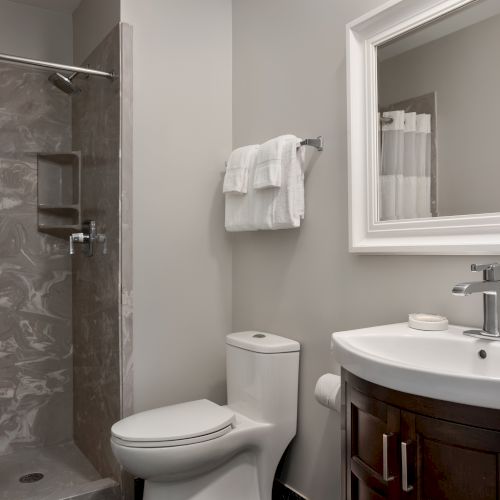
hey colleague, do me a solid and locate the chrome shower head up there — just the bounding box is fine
[48,71,81,95]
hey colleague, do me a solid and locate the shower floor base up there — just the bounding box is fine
[0,441,119,500]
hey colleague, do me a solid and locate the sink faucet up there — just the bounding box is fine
[452,263,500,340]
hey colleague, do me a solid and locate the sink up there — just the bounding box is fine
[331,323,500,409]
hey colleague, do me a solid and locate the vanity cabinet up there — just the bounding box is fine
[343,370,500,500]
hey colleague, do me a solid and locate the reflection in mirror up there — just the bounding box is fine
[377,0,500,221]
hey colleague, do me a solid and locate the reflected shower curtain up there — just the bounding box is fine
[379,110,432,220]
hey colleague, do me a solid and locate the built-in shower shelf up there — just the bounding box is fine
[38,223,81,230]
[38,204,79,210]
[37,152,81,236]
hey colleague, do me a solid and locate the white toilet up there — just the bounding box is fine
[111,331,300,500]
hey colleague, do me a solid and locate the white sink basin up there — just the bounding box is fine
[331,323,500,410]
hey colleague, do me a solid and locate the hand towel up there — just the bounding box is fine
[223,145,259,194]
[253,134,299,190]
[225,147,261,231]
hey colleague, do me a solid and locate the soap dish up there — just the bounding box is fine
[409,313,448,331]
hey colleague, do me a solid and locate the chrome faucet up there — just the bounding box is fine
[69,220,107,256]
[452,263,500,340]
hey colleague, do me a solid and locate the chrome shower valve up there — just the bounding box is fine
[69,220,107,256]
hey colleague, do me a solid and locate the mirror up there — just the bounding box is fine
[347,0,500,253]
[377,0,500,221]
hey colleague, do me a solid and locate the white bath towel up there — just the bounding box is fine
[253,135,299,189]
[225,136,305,231]
[223,145,259,194]
[270,138,305,229]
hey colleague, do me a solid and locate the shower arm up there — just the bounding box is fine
[0,52,115,79]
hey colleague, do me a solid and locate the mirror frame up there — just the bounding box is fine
[347,0,500,254]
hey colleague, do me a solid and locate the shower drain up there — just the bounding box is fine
[19,473,44,483]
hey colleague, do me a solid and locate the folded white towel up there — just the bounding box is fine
[225,147,260,231]
[225,136,306,232]
[223,145,259,194]
[270,138,305,229]
[253,135,298,190]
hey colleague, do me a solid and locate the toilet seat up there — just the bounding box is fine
[111,399,234,448]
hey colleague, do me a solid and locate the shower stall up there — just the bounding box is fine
[0,23,133,500]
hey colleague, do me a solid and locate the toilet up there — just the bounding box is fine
[111,331,300,500]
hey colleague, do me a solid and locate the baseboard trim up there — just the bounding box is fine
[272,479,309,500]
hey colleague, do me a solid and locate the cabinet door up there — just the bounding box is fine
[346,386,401,500]
[402,411,500,500]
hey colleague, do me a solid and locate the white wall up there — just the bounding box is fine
[232,0,490,498]
[73,0,120,64]
[120,0,233,412]
[0,0,72,63]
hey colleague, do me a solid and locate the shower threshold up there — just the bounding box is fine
[0,441,119,500]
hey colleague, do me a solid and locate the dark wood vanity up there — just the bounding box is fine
[342,369,500,500]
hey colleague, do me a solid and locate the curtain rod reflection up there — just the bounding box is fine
[380,116,394,125]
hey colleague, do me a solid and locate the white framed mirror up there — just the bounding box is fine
[347,0,500,254]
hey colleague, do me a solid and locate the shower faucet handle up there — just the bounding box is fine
[69,232,88,255]
[68,220,107,256]
[96,233,108,255]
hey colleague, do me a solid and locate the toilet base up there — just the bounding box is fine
[144,451,267,500]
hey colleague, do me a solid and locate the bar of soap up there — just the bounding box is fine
[408,313,448,331]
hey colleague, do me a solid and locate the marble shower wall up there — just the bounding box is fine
[0,64,73,455]
[72,25,127,481]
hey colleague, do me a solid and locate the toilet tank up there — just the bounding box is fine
[226,332,300,427]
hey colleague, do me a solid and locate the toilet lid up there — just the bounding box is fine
[111,399,234,444]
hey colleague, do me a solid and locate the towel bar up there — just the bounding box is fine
[224,136,324,169]
[299,136,324,151]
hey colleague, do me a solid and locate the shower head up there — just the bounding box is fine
[48,71,81,95]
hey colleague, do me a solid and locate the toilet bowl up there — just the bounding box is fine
[111,331,300,500]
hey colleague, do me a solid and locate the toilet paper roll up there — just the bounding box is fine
[314,373,341,412]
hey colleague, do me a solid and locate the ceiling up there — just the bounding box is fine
[7,0,82,13]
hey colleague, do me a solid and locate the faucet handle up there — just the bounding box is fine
[471,263,500,281]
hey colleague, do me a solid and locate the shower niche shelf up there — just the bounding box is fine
[37,152,81,236]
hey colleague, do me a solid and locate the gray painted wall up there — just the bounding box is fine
[120,0,233,413]
[232,1,491,498]
[379,14,500,217]
[72,0,120,64]
[0,0,73,62]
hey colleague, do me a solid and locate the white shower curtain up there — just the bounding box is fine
[379,110,432,220]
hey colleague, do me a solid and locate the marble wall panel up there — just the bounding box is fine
[72,25,123,481]
[0,64,72,455]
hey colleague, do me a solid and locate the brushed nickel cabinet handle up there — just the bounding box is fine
[383,433,395,482]
[401,440,414,492]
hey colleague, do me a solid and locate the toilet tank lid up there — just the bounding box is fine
[226,331,300,354]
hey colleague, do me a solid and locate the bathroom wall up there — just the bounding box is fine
[72,25,123,480]
[0,0,73,62]
[73,0,121,64]
[232,0,490,498]
[0,62,72,455]
[120,0,233,413]
[379,14,500,217]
